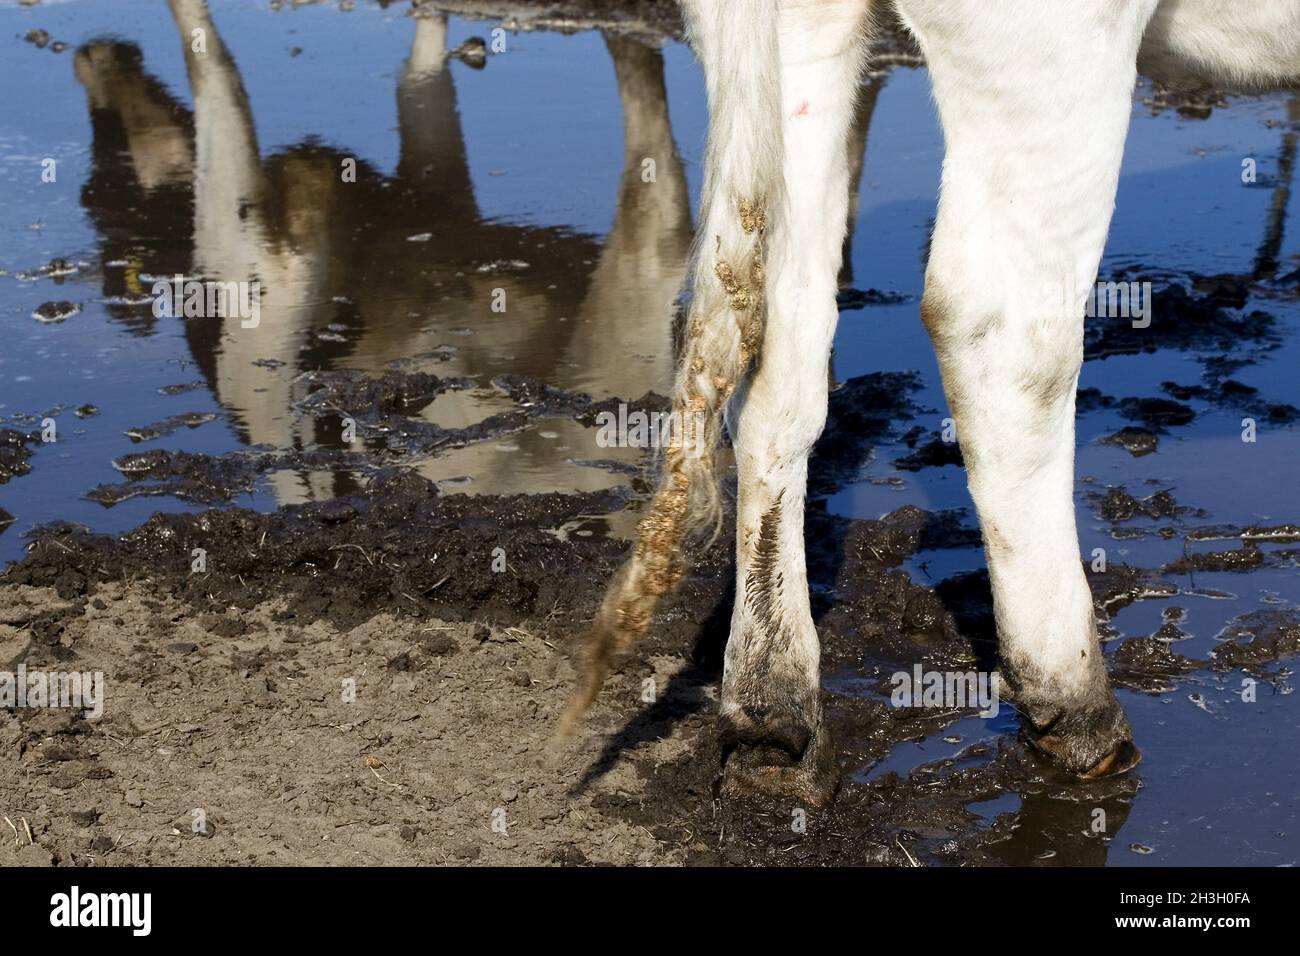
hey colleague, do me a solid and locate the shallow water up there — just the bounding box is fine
[1,0,1297,865]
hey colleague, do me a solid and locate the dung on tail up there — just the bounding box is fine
[556,0,785,738]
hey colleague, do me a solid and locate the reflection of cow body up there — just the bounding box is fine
[567,0,1300,802]
[74,1,695,502]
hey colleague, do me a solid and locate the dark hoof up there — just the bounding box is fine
[1022,695,1141,778]
[719,710,840,807]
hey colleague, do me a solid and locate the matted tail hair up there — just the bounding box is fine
[558,0,785,736]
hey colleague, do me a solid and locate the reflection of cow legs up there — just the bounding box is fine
[168,0,265,274]
[73,39,196,309]
[838,74,884,288]
[397,11,478,218]
[566,35,693,400]
[74,42,194,192]
[1253,96,1298,281]
[168,0,332,503]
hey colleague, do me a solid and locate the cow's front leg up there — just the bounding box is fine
[900,0,1156,775]
[719,0,873,807]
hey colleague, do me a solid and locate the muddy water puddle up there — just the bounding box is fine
[1,0,1298,865]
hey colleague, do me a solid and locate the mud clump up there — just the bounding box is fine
[1101,426,1159,457]
[1163,546,1263,574]
[32,301,80,323]
[299,368,470,419]
[1241,524,1300,543]
[1092,487,1184,523]
[0,429,39,484]
[124,412,219,442]
[1111,634,1203,693]
[1211,609,1300,674]
[449,36,488,68]
[88,449,282,505]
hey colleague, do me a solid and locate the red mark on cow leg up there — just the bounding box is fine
[792,100,810,118]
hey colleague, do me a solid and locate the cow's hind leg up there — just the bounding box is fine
[897,0,1159,775]
[719,0,875,806]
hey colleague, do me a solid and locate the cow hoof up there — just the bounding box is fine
[1022,694,1141,778]
[720,714,840,807]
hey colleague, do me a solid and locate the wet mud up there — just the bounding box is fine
[0,430,40,488]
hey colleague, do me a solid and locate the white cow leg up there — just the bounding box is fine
[719,0,873,807]
[897,0,1159,775]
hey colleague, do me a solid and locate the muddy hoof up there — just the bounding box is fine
[1023,696,1141,778]
[719,711,840,807]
